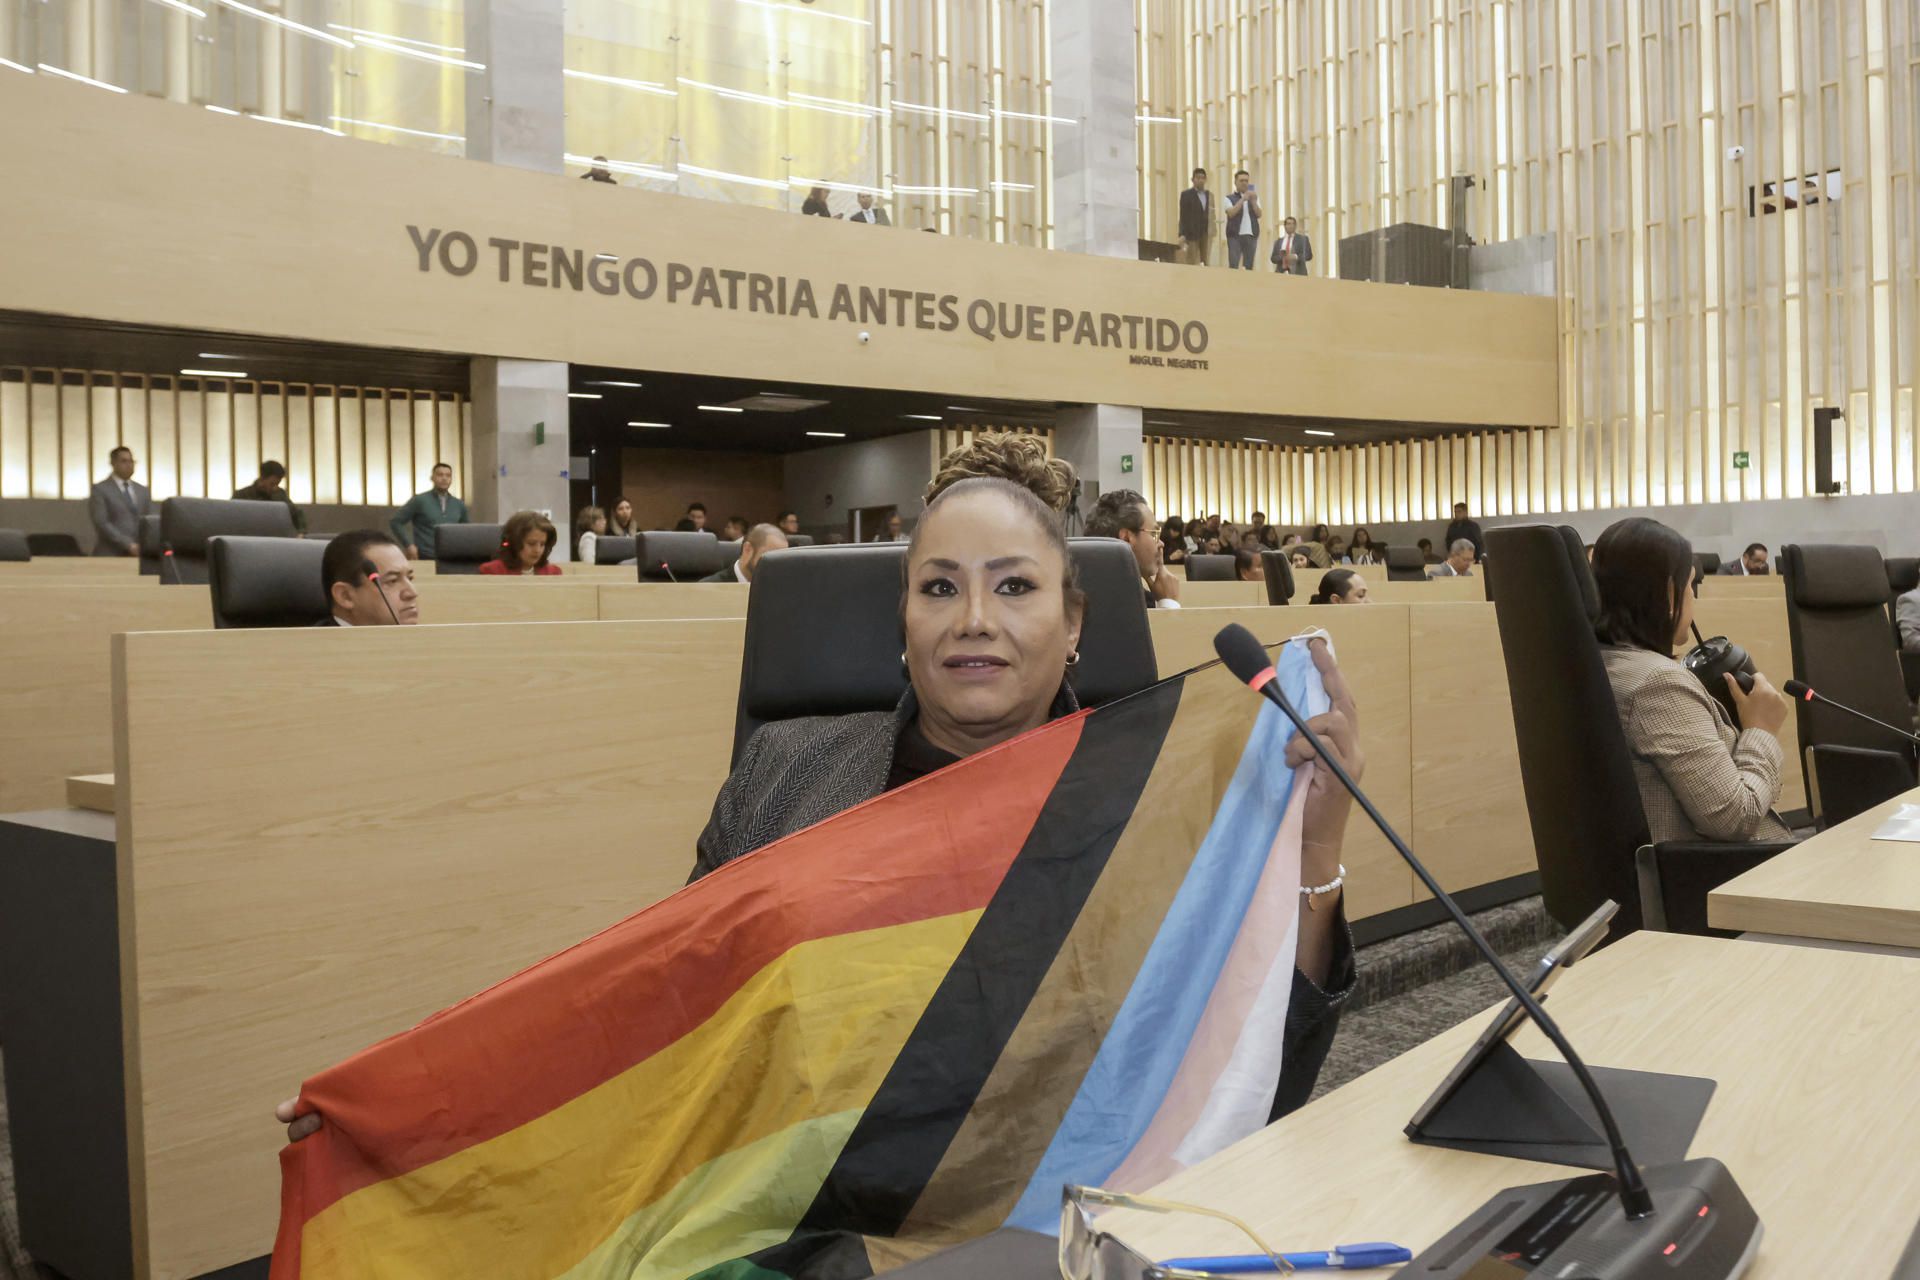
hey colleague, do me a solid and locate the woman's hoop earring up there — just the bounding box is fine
[1065,651,1081,667]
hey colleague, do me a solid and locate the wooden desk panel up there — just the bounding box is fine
[114,619,744,1277]
[0,585,207,812]
[1698,574,1784,599]
[1709,786,1920,947]
[411,580,601,623]
[1149,605,1416,919]
[65,773,115,813]
[0,557,144,577]
[596,582,752,620]
[1693,595,1806,812]
[1110,933,1920,1279]
[1362,576,1484,603]
[1175,580,1266,609]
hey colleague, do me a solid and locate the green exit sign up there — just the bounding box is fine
[1120,454,1135,474]
[1733,450,1750,470]
[534,420,547,446]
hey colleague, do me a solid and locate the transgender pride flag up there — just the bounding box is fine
[272,637,1329,1280]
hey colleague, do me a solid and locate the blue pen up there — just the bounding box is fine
[1157,1242,1413,1272]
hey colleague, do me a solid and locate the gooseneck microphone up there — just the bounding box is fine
[361,559,402,625]
[660,560,678,583]
[1212,623,1656,1218]
[1782,679,1920,746]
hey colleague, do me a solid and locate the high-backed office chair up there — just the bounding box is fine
[784,533,815,548]
[1185,553,1235,582]
[1479,552,1496,601]
[207,536,331,628]
[26,533,83,557]
[137,514,163,576]
[1385,545,1427,582]
[159,497,296,585]
[1780,544,1919,825]
[1886,557,1920,702]
[730,539,1159,766]
[1488,524,1791,937]
[635,531,728,581]
[0,529,29,562]
[1259,550,1296,605]
[593,535,637,565]
[434,524,503,575]
[1693,551,1722,579]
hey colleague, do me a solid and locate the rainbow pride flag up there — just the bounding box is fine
[271,638,1329,1279]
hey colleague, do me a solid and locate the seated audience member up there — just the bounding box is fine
[874,512,908,542]
[1325,535,1349,563]
[1417,536,1436,563]
[1160,522,1188,566]
[720,515,748,542]
[478,511,562,575]
[801,185,833,217]
[279,437,1363,1141]
[1309,568,1370,604]
[701,523,789,583]
[1201,536,1225,556]
[607,498,638,537]
[1248,511,1279,549]
[1289,549,1313,570]
[1233,548,1263,582]
[574,506,607,565]
[673,503,710,533]
[1900,578,1920,653]
[778,511,802,537]
[1718,542,1770,575]
[1347,528,1382,564]
[1309,523,1330,546]
[1182,519,1207,553]
[1594,517,1793,843]
[1428,538,1476,577]
[1088,489,1183,610]
[1279,532,1303,551]
[318,531,419,626]
[1204,513,1225,543]
[233,460,308,534]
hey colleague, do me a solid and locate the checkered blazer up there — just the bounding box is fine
[1602,644,1793,845]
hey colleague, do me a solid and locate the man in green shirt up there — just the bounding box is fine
[390,462,470,559]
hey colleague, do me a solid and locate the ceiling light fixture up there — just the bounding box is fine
[945,405,983,412]
[0,56,35,74]
[562,68,677,97]
[36,63,128,92]
[211,0,355,48]
[331,116,466,143]
[567,392,602,400]
[806,431,847,438]
[180,368,247,378]
[698,405,746,413]
[197,351,245,360]
[1241,437,1270,444]
[902,414,943,421]
[1305,429,1337,437]
[628,421,672,429]
[587,380,643,388]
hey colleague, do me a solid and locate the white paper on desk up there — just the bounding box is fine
[1870,804,1920,843]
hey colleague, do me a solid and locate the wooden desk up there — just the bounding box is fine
[0,557,143,577]
[65,773,115,813]
[1709,786,1920,949]
[1107,933,1920,1278]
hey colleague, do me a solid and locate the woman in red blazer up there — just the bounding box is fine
[478,510,563,575]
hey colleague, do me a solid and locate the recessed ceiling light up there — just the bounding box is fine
[806,431,847,438]
[902,413,943,421]
[1241,437,1270,443]
[180,367,247,378]
[1305,429,1336,437]
[587,380,643,388]
[628,421,671,429]
[1146,419,1179,426]
[567,392,602,400]
[945,405,983,412]
[198,351,245,360]
[699,404,746,413]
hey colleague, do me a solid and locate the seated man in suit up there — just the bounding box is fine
[1717,542,1770,575]
[1428,538,1477,578]
[89,445,151,555]
[701,523,788,584]
[1898,581,1920,653]
[319,530,420,626]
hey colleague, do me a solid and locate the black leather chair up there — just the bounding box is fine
[1780,544,1919,825]
[434,524,503,575]
[1385,545,1427,582]
[1259,550,1296,606]
[1488,524,1790,937]
[594,535,637,565]
[1185,554,1235,582]
[26,533,83,557]
[0,530,29,562]
[636,531,728,581]
[1692,551,1722,579]
[207,536,331,628]
[137,514,164,576]
[730,539,1159,766]
[785,534,815,548]
[159,497,296,585]
[1887,557,1920,702]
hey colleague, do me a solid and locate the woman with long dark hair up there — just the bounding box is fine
[1308,568,1369,604]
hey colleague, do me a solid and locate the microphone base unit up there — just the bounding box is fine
[1408,1158,1762,1280]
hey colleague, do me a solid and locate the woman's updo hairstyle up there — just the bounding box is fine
[1308,567,1358,604]
[914,434,1083,615]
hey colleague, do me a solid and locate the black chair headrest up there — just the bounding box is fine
[1385,545,1424,569]
[207,536,331,628]
[26,533,83,557]
[1186,554,1236,582]
[435,524,505,566]
[161,497,296,555]
[731,538,1158,764]
[636,531,727,580]
[1783,544,1894,609]
[138,513,163,555]
[1887,557,1920,596]
[785,533,815,547]
[0,529,29,562]
[1692,551,1722,577]
[594,535,637,565]
[1259,550,1296,605]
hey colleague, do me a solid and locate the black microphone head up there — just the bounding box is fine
[1783,679,1812,700]
[1213,623,1277,689]
[360,558,379,580]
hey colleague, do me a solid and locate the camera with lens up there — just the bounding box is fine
[1683,634,1756,722]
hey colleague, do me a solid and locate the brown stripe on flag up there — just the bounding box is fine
[892,670,1265,1244]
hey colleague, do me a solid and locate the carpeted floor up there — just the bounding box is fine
[0,897,1560,1280]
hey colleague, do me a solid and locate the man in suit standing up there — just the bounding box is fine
[848,192,890,225]
[1443,501,1485,561]
[1272,216,1314,275]
[1177,168,1213,266]
[1225,170,1261,269]
[389,462,469,560]
[1717,543,1770,575]
[700,524,788,583]
[89,446,151,555]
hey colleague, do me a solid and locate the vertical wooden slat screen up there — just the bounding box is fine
[0,368,468,507]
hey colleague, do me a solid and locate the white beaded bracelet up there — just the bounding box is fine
[1301,865,1346,910]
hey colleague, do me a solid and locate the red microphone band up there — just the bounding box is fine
[1246,665,1278,693]
[1800,687,1815,702]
